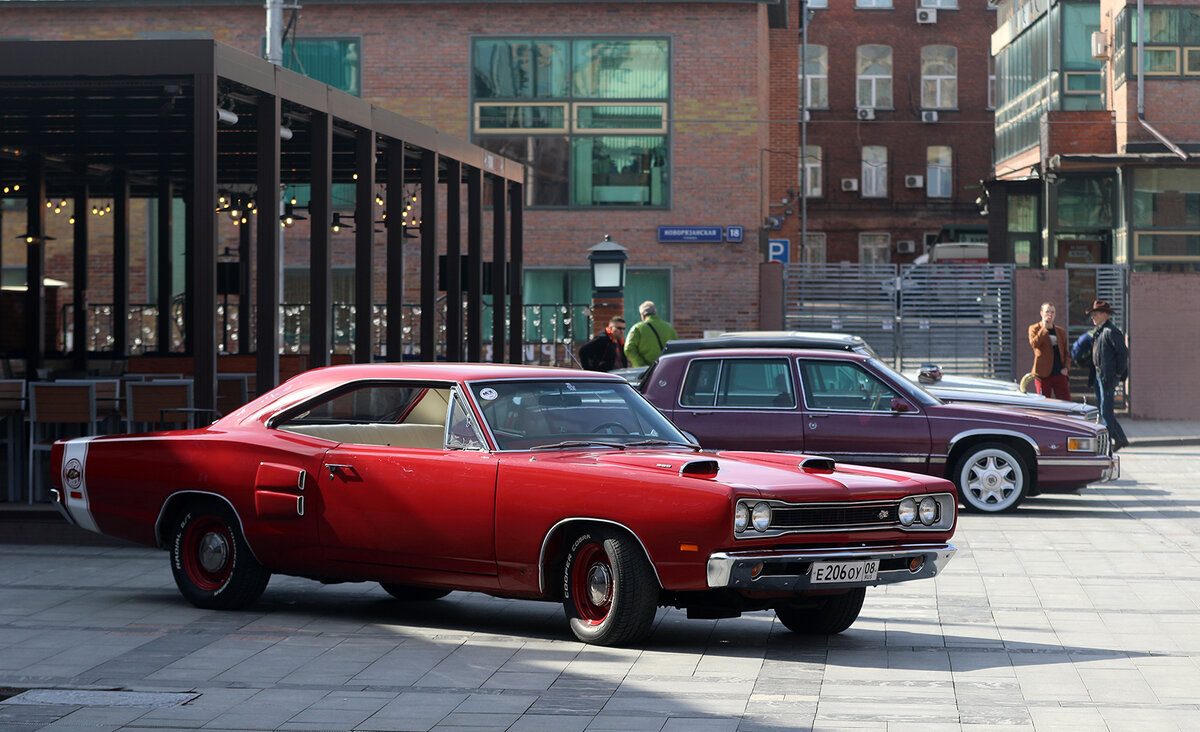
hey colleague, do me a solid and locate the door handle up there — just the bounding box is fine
[325,463,354,479]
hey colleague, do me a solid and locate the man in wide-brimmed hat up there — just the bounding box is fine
[1087,299,1129,450]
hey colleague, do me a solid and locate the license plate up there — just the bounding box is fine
[810,559,879,584]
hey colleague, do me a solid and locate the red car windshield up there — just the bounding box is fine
[469,379,691,451]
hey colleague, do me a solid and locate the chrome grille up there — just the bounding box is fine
[771,501,898,531]
[1098,430,1110,455]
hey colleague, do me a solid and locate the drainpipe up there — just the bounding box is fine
[265,0,284,65]
[1137,0,1188,159]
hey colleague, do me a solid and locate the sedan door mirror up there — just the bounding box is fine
[891,398,912,413]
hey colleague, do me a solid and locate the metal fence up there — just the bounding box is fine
[60,301,590,367]
[783,262,1018,380]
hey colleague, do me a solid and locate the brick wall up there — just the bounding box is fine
[1043,110,1116,156]
[0,1,775,341]
[789,0,997,263]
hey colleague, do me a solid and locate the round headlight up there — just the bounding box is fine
[734,502,750,533]
[751,502,772,532]
[898,498,917,526]
[918,497,939,525]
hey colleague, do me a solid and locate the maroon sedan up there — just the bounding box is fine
[641,348,1117,512]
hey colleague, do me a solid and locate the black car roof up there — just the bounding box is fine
[660,331,873,356]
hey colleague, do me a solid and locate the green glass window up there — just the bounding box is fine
[473,40,569,98]
[1056,177,1113,228]
[572,39,668,98]
[473,37,670,209]
[1008,195,1038,232]
[278,38,361,96]
[1132,169,1200,228]
[571,135,667,206]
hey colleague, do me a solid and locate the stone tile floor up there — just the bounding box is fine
[1,445,1198,731]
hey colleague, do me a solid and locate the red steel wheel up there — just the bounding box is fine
[169,500,270,610]
[561,527,657,646]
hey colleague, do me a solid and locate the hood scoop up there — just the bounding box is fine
[799,456,836,472]
[680,459,720,477]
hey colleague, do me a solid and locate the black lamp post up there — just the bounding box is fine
[587,234,628,343]
[588,234,628,297]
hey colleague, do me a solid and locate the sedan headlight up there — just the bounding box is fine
[898,498,917,526]
[734,502,750,533]
[1067,436,1098,453]
[751,502,772,532]
[918,497,939,525]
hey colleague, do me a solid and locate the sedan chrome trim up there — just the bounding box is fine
[1038,457,1117,467]
[707,543,956,590]
[946,428,1040,455]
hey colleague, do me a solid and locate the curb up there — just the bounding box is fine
[1127,436,1200,448]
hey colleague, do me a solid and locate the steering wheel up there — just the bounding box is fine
[592,422,631,434]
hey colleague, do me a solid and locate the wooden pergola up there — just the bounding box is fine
[0,39,525,412]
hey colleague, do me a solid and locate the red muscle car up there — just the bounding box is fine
[50,363,956,646]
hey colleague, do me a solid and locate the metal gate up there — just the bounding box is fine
[783,262,1016,380]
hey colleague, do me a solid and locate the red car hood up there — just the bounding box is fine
[532,448,947,503]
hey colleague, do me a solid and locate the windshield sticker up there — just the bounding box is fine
[479,387,499,401]
[565,383,576,391]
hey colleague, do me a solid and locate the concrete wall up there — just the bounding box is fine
[1128,272,1200,419]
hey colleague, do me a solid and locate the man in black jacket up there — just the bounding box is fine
[578,316,628,372]
[1087,299,1129,451]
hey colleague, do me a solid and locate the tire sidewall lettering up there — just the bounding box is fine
[562,532,593,602]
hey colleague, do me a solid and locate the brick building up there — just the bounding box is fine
[785,0,998,264]
[0,0,795,356]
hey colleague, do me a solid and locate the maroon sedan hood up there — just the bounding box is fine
[927,401,1104,434]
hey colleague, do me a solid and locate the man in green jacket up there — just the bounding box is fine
[624,300,678,367]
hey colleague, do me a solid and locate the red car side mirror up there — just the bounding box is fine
[891,398,911,413]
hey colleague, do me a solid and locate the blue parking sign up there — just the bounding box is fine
[768,239,790,263]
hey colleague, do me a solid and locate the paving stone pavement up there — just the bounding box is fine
[1,445,1199,731]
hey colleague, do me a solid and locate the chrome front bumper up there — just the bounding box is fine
[706,543,956,591]
[1103,454,1119,481]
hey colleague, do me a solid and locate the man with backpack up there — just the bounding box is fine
[624,301,678,368]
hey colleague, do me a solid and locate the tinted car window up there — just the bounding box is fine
[799,360,899,412]
[680,358,795,409]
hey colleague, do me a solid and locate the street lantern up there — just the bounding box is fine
[588,234,628,296]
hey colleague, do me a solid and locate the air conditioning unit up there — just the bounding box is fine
[897,240,917,254]
[1091,31,1109,61]
[986,0,1000,9]
[921,110,939,123]
[904,174,925,189]
[856,108,876,121]
[840,178,859,192]
[917,8,937,24]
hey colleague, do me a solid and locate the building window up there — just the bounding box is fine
[801,45,828,109]
[859,233,891,264]
[921,46,957,109]
[927,146,952,198]
[272,38,361,96]
[803,233,827,263]
[472,37,670,209]
[862,145,887,198]
[920,0,957,7]
[857,46,893,108]
[807,0,828,8]
[987,54,996,109]
[801,146,823,198]
[856,0,893,8]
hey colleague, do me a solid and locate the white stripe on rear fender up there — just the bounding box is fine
[61,437,100,534]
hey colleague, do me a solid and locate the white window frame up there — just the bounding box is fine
[802,233,827,264]
[856,0,893,8]
[857,46,893,109]
[801,45,828,110]
[927,146,952,199]
[859,233,891,264]
[862,145,887,199]
[921,46,958,109]
[807,0,828,8]
[920,0,958,8]
[801,146,823,198]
